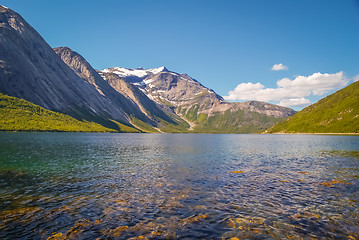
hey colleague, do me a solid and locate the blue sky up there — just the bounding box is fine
[2,0,359,110]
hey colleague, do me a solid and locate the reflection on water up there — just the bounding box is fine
[0,133,358,239]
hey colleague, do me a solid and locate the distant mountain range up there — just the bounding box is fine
[4,5,356,134]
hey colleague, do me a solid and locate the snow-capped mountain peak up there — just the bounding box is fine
[101,66,168,79]
[151,66,168,74]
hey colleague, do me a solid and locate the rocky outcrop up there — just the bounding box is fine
[99,71,175,124]
[54,47,162,126]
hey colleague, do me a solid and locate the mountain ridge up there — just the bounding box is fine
[100,66,296,133]
[0,5,130,126]
[53,47,165,126]
[0,5,296,133]
[100,66,295,117]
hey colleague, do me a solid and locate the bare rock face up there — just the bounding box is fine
[54,47,163,126]
[0,6,129,123]
[101,67,223,109]
[99,71,175,124]
[100,66,296,132]
[100,67,296,119]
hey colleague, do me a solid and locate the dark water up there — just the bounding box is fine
[0,133,358,239]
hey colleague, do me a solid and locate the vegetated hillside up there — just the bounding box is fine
[0,94,139,132]
[267,81,359,134]
[176,102,288,133]
[184,107,287,134]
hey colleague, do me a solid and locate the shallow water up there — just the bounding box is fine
[0,133,358,239]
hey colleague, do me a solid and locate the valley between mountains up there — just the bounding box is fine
[0,5,296,133]
[1,5,357,133]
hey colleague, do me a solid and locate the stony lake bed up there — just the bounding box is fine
[0,133,358,239]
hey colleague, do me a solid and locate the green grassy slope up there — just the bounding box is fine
[189,109,286,134]
[173,104,286,134]
[131,116,159,133]
[158,114,191,133]
[0,94,139,132]
[0,93,295,134]
[268,81,359,133]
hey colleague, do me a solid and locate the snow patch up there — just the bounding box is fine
[134,81,145,87]
[98,73,107,80]
[138,88,147,93]
[151,66,166,74]
[101,66,167,78]
[160,72,178,76]
[153,90,166,93]
[143,79,154,84]
[147,94,155,101]
[168,99,179,105]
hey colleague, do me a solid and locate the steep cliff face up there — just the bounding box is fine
[99,71,176,124]
[0,6,128,124]
[54,47,163,126]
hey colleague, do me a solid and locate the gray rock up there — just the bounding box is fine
[54,47,162,126]
[101,67,296,120]
[0,6,128,124]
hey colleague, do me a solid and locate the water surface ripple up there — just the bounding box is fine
[0,133,358,239]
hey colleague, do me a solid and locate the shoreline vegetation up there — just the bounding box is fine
[0,94,139,133]
[0,5,357,135]
[264,132,359,136]
[1,93,358,135]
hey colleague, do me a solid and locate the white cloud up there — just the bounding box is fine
[353,74,359,82]
[271,63,288,71]
[224,71,348,108]
[278,98,311,108]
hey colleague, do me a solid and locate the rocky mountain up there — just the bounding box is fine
[101,67,294,117]
[101,67,296,133]
[98,67,176,126]
[0,5,296,133]
[101,66,224,108]
[267,80,359,134]
[0,5,134,129]
[53,47,176,128]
